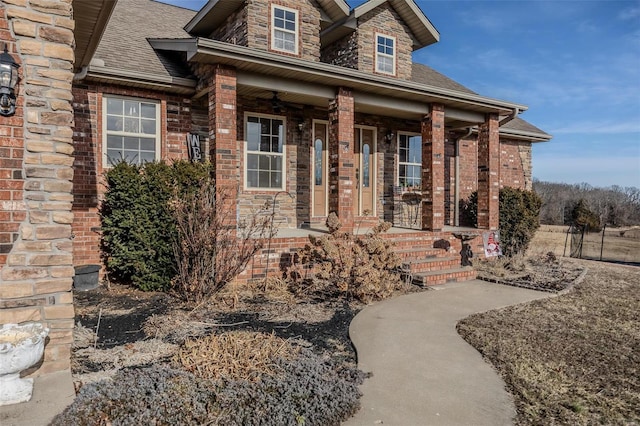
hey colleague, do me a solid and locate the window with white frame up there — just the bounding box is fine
[376,34,396,75]
[104,96,160,166]
[398,133,421,189]
[272,5,298,54]
[245,114,285,190]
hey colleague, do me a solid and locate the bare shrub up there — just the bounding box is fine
[170,179,276,302]
[288,214,402,303]
[173,331,301,382]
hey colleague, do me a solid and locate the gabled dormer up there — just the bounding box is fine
[321,0,439,80]
[184,0,349,62]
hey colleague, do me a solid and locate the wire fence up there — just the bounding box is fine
[565,224,640,265]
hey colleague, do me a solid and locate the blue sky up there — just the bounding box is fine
[162,0,640,189]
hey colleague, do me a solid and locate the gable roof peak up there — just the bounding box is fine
[351,0,439,49]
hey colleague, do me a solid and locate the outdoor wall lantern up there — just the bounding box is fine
[0,44,20,117]
[385,130,395,143]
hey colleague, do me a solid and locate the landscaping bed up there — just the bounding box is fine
[458,259,640,425]
[59,279,422,425]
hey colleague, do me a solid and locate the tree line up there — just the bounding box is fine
[533,180,640,227]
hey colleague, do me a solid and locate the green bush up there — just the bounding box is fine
[100,160,212,291]
[460,188,542,257]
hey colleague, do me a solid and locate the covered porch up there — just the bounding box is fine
[151,38,524,235]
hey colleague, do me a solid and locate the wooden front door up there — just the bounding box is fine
[312,121,328,217]
[354,127,376,216]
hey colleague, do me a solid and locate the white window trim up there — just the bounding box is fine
[397,132,421,188]
[244,112,287,191]
[271,4,299,55]
[375,33,396,76]
[102,95,161,168]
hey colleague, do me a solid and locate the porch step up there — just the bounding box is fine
[405,267,477,287]
[402,256,461,273]
[396,247,449,260]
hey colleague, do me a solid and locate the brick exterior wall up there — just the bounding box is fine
[500,139,532,190]
[0,0,77,375]
[245,0,322,62]
[71,83,206,268]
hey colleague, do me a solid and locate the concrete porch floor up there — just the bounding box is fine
[0,370,75,426]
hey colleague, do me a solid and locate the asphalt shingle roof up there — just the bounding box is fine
[502,117,551,137]
[92,0,195,79]
[411,63,477,95]
[91,0,549,140]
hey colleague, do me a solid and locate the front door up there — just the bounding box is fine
[354,127,376,216]
[312,121,328,217]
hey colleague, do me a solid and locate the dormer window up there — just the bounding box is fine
[272,5,298,54]
[376,34,396,75]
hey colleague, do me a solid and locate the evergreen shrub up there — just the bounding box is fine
[460,188,542,257]
[100,160,212,291]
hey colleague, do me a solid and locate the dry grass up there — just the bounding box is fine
[458,260,640,425]
[172,331,302,382]
[531,225,640,264]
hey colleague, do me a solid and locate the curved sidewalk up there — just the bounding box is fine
[344,280,549,426]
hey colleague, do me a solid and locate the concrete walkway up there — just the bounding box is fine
[344,280,550,426]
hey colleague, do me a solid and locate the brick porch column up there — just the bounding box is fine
[478,113,500,230]
[328,87,355,232]
[421,104,445,231]
[208,65,238,229]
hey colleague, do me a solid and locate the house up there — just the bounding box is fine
[71,0,550,283]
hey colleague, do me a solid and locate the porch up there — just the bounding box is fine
[240,225,485,286]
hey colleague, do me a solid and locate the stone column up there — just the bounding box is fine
[478,113,500,230]
[0,0,76,374]
[328,87,355,232]
[208,65,238,228]
[421,104,445,231]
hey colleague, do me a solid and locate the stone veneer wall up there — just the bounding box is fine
[246,0,322,62]
[356,3,413,80]
[210,4,248,45]
[0,0,77,375]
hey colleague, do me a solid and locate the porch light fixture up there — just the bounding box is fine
[385,130,395,142]
[297,120,305,133]
[0,43,20,117]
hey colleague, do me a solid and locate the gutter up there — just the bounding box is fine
[150,38,528,114]
[84,65,197,95]
[499,107,519,126]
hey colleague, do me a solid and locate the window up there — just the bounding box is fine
[245,114,285,190]
[272,5,298,54]
[398,134,421,189]
[103,96,160,166]
[376,34,396,75]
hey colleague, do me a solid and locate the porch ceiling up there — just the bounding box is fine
[73,0,118,72]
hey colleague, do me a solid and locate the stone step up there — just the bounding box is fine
[403,267,477,287]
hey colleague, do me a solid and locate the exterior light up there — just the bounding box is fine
[385,130,395,142]
[0,43,20,117]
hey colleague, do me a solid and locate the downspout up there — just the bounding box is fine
[73,65,89,82]
[499,107,520,126]
[454,127,474,227]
